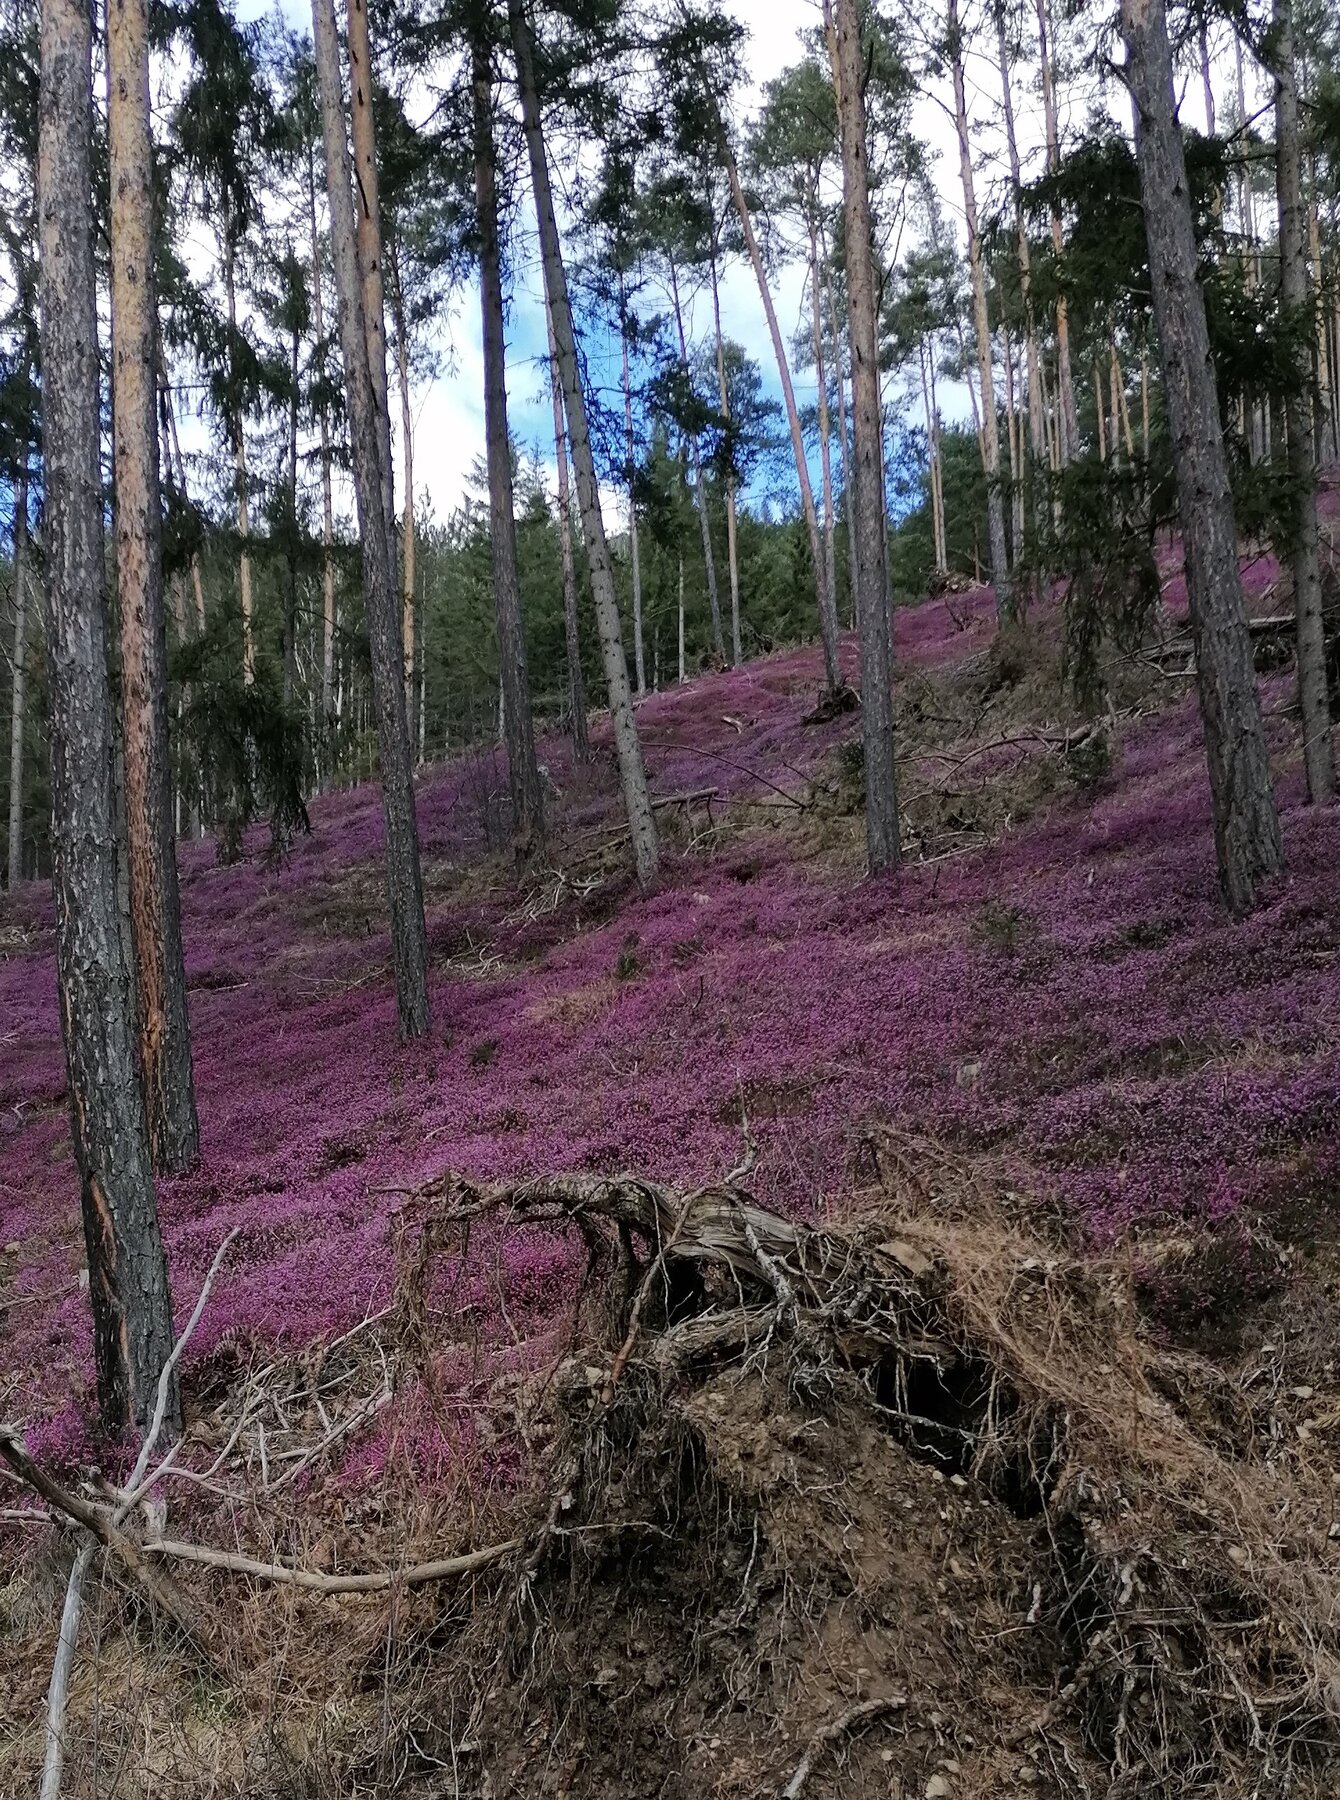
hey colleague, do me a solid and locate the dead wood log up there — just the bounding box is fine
[142,1534,519,1592]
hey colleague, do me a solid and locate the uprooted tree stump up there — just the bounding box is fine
[409,1146,1340,1797]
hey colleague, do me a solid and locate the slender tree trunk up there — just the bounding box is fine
[1094,360,1107,460]
[1121,0,1282,912]
[39,0,179,1435]
[928,343,949,570]
[832,0,899,872]
[109,0,199,1174]
[668,256,725,663]
[1036,0,1079,461]
[709,239,743,663]
[1140,344,1151,459]
[283,320,300,709]
[345,0,394,539]
[949,0,1010,618]
[823,255,858,624]
[807,200,839,643]
[314,0,430,1035]
[221,228,254,684]
[389,243,415,714]
[7,473,29,888]
[677,552,686,683]
[545,304,588,759]
[510,0,657,882]
[307,142,337,744]
[472,38,544,861]
[616,280,647,695]
[1234,37,1267,468]
[711,101,840,689]
[995,1,1046,538]
[1270,0,1335,802]
[1307,194,1334,465]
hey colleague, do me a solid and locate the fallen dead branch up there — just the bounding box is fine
[142,1533,519,1592]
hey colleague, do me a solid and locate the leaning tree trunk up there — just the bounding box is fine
[833,0,900,873]
[708,93,840,690]
[709,238,743,664]
[620,276,646,695]
[345,0,394,540]
[949,0,1011,621]
[108,0,199,1173]
[313,0,430,1036]
[510,0,658,883]
[1121,0,1283,913]
[546,305,589,760]
[668,256,725,663]
[39,0,179,1436]
[1270,0,1335,804]
[7,470,29,889]
[472,38,545,862]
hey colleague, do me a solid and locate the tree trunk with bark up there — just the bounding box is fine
[345,0,394,539]
[832,0,899,872]
[510,0,658,883]
[949,0,1010,618]
[669,257,725,663]
[7,472,29,888]
[388,241,415,715]
[808,199,839,643]
[313,0,430,1035]
[546,305,589,759]
[1035,0,1079,462]
[472,38,545,862]
[221,222,253,685]
[307,140,338,749]
[1270,0,1335,803]
[709,238,743,663]
[1121,0,1283,912]
[710,98,840,690]
[39,0,179,1435]
[995,2,1045,556]
[109,0,199,1173]
[619,282,646,696]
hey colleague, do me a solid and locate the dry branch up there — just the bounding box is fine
[143,1533,519,1592]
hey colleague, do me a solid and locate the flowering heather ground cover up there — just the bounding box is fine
[4,551,1340,1471]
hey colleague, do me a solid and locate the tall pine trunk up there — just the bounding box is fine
[1270,0,1335,803]
[708,94,840,689]
[1035,0,1079,461]
[510,0,658,882]
[7,472,29,888]
[109,0,199,1172]
[949,0,1010,619]
[39,0,179,1435]
[808,200,839,642]
[619,281,646,696]
[345,0,394,538]
[832,0,899,872]
[669,256,724,663]
[313,0,430,1035]
[1121,0,1282,913]
[995,2,1045,558]
[472,38,544,862]
[709,238,743,664]
[389,242,416,715]
[546,306,588,759]
[221,223,253,684]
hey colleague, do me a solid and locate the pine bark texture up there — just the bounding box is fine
[1035,0,1079,461]
[621,298,646,695]
[546,306,589,759]
[709,244,743,665]
[108,0,199,1172]
[1270,0,1335,804]
[669,259,725,664]
[38,0,179,1435]
[7,474,28,888]
[834,0,900,872]
[948,0,1011,620]
[472,41,545,861]
[313,0,430,1034]
[1120,0,1283,913]
[510,0,658,883]
[345,0,394,539]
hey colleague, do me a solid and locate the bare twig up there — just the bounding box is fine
[38,1538,95,1800]
[143,1533,519,1593]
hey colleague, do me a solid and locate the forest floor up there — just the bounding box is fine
[6,539,1340,1797]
